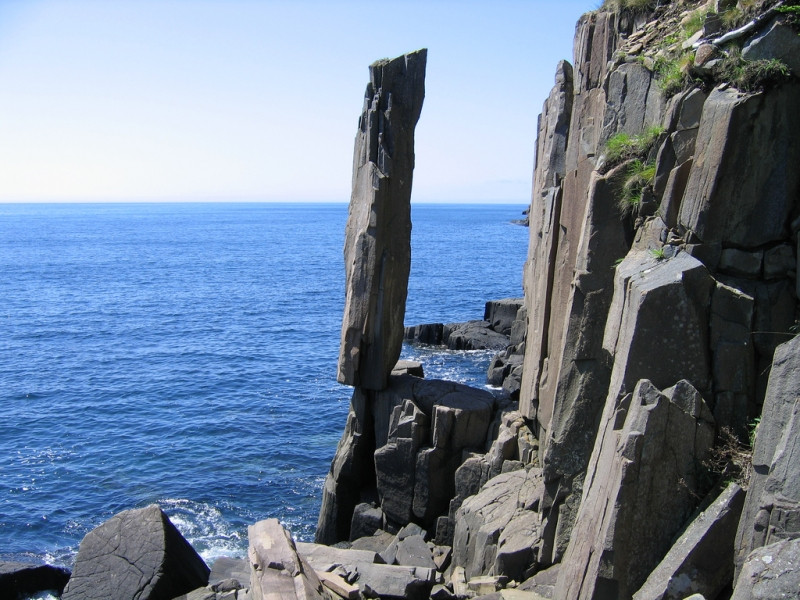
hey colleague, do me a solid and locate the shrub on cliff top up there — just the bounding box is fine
[715,48,791,92]
[602,0,656,12]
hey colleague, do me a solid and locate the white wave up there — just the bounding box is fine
[159,498,247,563]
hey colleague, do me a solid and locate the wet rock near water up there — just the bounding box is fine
[62,504,210,600]
[0,561,70,600]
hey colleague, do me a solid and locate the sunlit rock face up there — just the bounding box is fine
[338,49,427,391]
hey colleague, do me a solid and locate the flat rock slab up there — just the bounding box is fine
[633,482,745,600]
[62,504,210,600]
[354,562,436,600]
[296,542,378,570]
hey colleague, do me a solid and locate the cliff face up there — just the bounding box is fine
[515,0,800,596]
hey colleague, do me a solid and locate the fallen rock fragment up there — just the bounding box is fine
[633,482,745,600]
[248,519,327,600]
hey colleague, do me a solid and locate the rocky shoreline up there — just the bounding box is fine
[6,1,800,598]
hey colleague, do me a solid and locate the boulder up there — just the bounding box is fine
[734,334,800,576]
[62,504,210,600]
[709,281,755,440]
[248,519,326,600]
[602,251,713,400]
[731,538,800,600]
[395,534,437,569]
[350,563,435,600]
[337,49,427,390]
[452,467,543,582]
[404,323,444,345]
[484,299,524,336]
[391,359,424,377]
[0,561,70,600]
[296,541,378,569]
[632,483,745,600]
[350,530,394,554]
[555,379,715,600]
[443,320,510,350]
[349,502,384,541]
[600,62,664,145]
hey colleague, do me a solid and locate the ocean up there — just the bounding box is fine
[0,202,529,568]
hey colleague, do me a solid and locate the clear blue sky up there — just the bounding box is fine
[0,1,596,203]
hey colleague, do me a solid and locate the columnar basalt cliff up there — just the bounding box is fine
[510,0,800,597]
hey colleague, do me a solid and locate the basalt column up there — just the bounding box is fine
[317,49,427,544]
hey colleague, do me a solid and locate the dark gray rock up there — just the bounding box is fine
[734,334,800,576]
[350,503,384,541]
[763,244,795,280]
[718,248,762,279]
[710,281,755,440]
[731,538,800,600]
[395,534,437,569]
[316,387,376,544]
[443,321,510,351]
[556,379,715,600]
[350,530,394,555]
[632,483,745,600]
[404,323,444,345]
[62,504,210,600]
[375,436,417,524]
[678,84,800,248]
[349,562,435,600]
[338,50,427,390]
[391,359,424,378]
[452,468,543,581]
[484,299,524,336]
[0,561,70,600]
[602,251,713,400]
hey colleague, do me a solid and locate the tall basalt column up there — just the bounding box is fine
[338,49,427,391]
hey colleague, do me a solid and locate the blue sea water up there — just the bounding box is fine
[0,202,528,567]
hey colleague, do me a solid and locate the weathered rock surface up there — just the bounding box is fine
[555,379,715,600]
[731,538,800,600]
[632,483,745,600]
[338,49,426,391]
[734,333,800,577]
[484,299,524,337]
[443,321,510,351]
[248,519,326,600]
[298,539,436,600]
[452,467,543,582]
[62,504,210,600]
[0,561,70,600]
[678,83,800,251]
